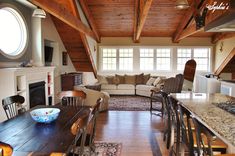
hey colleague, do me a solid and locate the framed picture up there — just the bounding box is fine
[62,52,68,65]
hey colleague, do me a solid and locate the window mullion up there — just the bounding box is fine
[117,48,119,71]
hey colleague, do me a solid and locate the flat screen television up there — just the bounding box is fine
[44,46,53,66]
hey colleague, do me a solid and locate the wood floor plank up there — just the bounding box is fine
[95,111,168,156]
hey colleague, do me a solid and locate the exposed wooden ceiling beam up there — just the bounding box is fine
[172,0,201,43]
[177,25,203,41]
[133,0,153,42]
[79,0,101,43]
[173,0,213,43]
[212,32,235,44]
[29,0,96,41]
[69,0,97,77]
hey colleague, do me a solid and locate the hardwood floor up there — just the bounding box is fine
[95,111,169,156]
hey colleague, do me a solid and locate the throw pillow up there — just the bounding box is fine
[146,77,155,86]
[125,75,136,84]
[116,74,125,84]
[113,76,120,85]
[106,76,114,84]
[143,74,150,84]
[135,73,144,84]
[85,84,101,91]
[153,77,162,86]
[97,75,108,84]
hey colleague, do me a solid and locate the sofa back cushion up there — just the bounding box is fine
[106,76,114,84]
[97,75,108,84]
[116,74,125,84]
[106,76,119,85]
[135,73,144,84]
[125,75,136,84]
[143,74,151,84]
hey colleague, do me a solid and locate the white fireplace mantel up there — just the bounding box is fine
[0,66,55,122]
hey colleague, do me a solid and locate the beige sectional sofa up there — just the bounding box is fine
[101,84,135,95]
[97,74,165,97]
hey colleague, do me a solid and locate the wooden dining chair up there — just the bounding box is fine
[0,141,13,156]
[58,90,86,106]
[86,98,102,152]
[69,110,91,156]
[2,95,25,119]
[73,98,103,155]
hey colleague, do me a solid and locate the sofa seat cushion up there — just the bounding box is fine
[117,84,135,90]
[101,84,117,90]
[136,84,155,91]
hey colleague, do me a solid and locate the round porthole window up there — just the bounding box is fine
[0,6,28,59]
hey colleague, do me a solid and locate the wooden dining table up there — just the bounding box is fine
[0,105,91,155]
[171,92,235,153]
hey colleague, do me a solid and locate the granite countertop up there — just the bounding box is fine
[171,93,235,149]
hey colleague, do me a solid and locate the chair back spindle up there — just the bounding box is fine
[2,95,25,119]
[58,90,86,106]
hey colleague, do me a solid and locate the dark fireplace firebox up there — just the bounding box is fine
[29,81,46,108]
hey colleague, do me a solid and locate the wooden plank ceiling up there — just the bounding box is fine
[30,0,234,74]
[86,0,218,39]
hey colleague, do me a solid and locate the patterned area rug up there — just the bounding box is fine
[82,142,122,156]
[109,95,161,111]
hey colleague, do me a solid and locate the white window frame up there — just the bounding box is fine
[99,46,212,73]
[176,47,211,72]
[176,48,192,71]
[193,48,210,71]
[139,48,154,71]
[101,48,117,71]
[0,4,28,59]
[156,48,172,71]
[118,48,133,71]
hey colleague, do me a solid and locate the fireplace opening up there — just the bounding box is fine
[29,81,46,108]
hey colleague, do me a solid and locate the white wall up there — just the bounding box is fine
[214,37,235,80]
[41,14,76,103]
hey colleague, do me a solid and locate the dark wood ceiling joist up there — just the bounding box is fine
[29,0,97,41]
[79,0,101,43]
[133,0,153,42]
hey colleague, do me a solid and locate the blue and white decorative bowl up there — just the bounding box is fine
[30,108,60,123]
